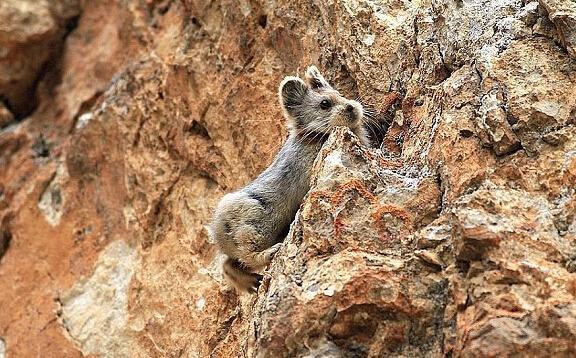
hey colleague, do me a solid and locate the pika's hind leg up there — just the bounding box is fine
[246,242,283,270]
[235,225,283,270]
[222,226,283,293]
[223,258,262,293]
[223,244,282,293]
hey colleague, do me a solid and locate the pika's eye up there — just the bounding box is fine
[320,99,332,110]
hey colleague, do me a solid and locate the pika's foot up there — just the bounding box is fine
[223,258,263,294]
[252,242,283,269]
[265,242,283,262]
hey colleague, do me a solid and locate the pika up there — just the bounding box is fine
[211,66,368,293]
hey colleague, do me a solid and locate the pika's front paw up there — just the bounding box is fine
[265,242,282,261]
[249,242,284,269]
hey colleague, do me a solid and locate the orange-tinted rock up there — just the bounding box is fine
[1,0,576,357]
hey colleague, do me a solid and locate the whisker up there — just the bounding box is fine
[363,115,380,124]
[363,113,378,120]
[245,119,281,123]
[361,115,387,142]
[308,122,330,143]
[363,120,382,134]
[302,120,329,144]
[304,121,329,144]
[295,120,325,145]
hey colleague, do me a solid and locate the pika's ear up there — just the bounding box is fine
[305,65,332,90]
[279,76,308,111]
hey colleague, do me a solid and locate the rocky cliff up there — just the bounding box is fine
[0,0,575,357]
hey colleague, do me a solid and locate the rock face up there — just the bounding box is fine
[0,0,80,120]
[0,0,575,357]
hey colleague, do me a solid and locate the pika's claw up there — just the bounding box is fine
[223,258,263,294]
[249,274,263,293]
[248,242,284,270]
[265,243,282,261]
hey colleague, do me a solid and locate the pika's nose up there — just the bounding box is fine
[345,104,356,121]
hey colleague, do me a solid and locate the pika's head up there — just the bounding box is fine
[279,66,366,143]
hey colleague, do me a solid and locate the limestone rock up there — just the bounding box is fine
[539,0,576,58]
[450,183,576,356]
[59,240,139,357]
[248,128,444,357]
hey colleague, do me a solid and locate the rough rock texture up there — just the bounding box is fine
[59,240,139,356]
[0,0,575,357]
[0,0,81,120]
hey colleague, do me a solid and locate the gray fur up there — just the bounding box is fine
[211,65,368,293]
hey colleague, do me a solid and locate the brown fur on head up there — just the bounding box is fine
[278,66,366,143]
